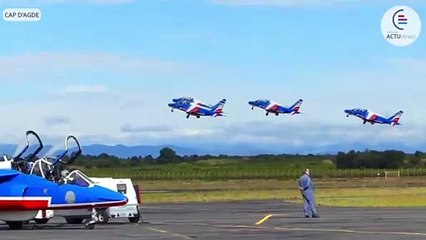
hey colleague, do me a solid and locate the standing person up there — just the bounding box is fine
[298,168,320,218]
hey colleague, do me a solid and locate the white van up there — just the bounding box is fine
[90,177,142,223]
[55,172,142,224]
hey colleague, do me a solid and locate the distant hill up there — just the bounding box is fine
[77,144,208,158]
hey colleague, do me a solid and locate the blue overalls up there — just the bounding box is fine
[298,174,318,217]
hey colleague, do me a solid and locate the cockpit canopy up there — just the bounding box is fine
[353,108,368,113]
[180,97,194,101]
[173,97,194,104]
[255,99,270,104]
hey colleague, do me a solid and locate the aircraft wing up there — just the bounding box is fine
[187,105,201,114]
[265,103,280,112]
[368,114,378,121]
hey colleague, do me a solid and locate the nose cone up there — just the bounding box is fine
[172,98,180,102]
[92,186,128,207]
[248,101,255,105]
[168,103,176,108]
[344,109,352,114]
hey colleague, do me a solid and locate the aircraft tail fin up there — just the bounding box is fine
[389,110,403,126]
[212,99,226,117]
[290,99,303,115]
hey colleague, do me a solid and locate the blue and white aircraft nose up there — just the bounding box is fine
[168,103,177,108]
[248,101,256,105]
[344,109,352,114]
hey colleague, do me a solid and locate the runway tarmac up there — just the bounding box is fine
[1,200,426,239]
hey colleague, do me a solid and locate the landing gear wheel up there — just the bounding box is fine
[97,210,109,224]
[34,218,49,224]
[83,207,99,230]
[6,221,24,230]
[83,219,95,230]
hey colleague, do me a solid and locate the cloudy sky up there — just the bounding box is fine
[0,0,425,154]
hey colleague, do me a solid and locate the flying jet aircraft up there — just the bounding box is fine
[248,99,303,116]
[168,99,226,118]
[169,97,212,112]
[344,108,403,126]
[0,169,127,229]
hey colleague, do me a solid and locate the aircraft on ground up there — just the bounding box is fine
[0,169,127,229]
[344,108,403,126]
[248,99,303,116]
[168,99,226,118]
[0,131,127,230]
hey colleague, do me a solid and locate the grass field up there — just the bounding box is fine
[137,177,426,207]
[75,157,426,206]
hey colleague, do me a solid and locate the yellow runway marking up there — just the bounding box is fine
[272,226,426,236]
[255,214,273,225]
[206,224,426,237]
[145,226,194,239]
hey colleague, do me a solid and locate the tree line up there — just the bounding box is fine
[334,150,425,169]
[67,147,426,169]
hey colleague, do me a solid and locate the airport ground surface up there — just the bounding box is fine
[2,200,426,239]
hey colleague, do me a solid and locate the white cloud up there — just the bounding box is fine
[43,116,71,126]
[121,124,172,133]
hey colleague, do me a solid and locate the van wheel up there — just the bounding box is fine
[34,218,49,224]
[98,210,109,224]
[129,207,141,223]
[6,221,24,229]
[65,218,84,224]
[128,215,140,223]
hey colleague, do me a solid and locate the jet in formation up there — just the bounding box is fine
[344,108,403,126]
[168,97,406,127]
[168,97,226,119]
[248,99,303,116]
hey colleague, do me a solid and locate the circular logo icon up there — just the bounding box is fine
[65,191,76,204]
[381,6,421,47]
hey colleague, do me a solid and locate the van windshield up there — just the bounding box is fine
[66,171,94,187]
